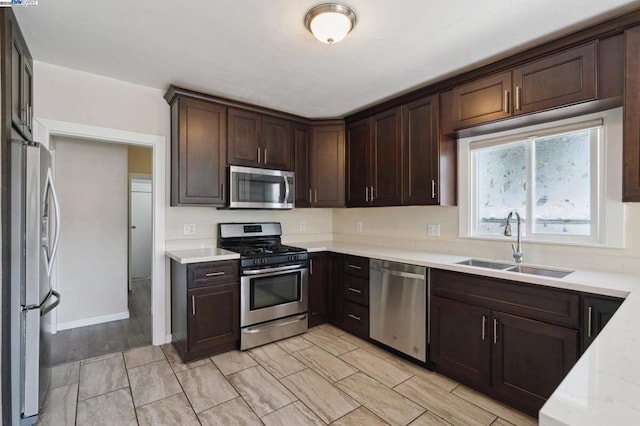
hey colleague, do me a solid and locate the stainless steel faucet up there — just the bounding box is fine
[504,211,523,264]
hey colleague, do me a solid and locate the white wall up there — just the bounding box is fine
[333,204,640,275]
[53,136,129,328]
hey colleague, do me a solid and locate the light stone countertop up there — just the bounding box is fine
[165,239,640,424]
[165,247,240,264]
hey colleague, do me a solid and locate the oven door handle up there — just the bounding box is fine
[243,264,306,275]
[243,314,308,334]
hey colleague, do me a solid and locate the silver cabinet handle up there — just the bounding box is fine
[365,186,369,202]
[221,183,224,197]
[315,189,318,203]
[257,147,261,163]
[503,90,510,113]
[264,149,268,164]
[515,86,521,111]
[310,259,313,275]
[309,188,313,203]
[370,186,375,201]
[348,314,361,321]
[205,271,225,277]
[347,287,362,294]
[588,306,593,338]
[431,180,436,199]
[191,295,195,315]
[482,315,487,340]
[347,264,362,270]
[493,318,498,344]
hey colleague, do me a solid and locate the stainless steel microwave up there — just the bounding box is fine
[228,165,295,209]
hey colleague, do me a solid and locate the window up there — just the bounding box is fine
[459,108,624,247]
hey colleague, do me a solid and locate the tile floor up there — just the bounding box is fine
[36,324,538,426]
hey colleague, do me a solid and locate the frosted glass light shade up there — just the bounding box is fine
[305,4,356,44]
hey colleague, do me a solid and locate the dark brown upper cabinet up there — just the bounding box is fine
[402,94,440,205]
[452,42,597,130]
[169,96,227,206]
[293,121,345,208]
[624,26,640,201]
[346,118,370,207]
[10,12,33,141]
[346,107,402,207]
[227,108,291,170]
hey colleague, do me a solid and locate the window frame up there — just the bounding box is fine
[458,108,624,248]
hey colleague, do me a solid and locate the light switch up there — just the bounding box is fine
[356,221,363,232]
[428,224,440,237]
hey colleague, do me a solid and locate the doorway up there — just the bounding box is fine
[36,118,167,358]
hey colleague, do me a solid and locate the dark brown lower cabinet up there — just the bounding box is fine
[430,270,580,418]
[171,259,239,362]
[491,311,578,416]
[308,253,328,328]
[187,284,239,354]
[430,296,490,389]
[581,294,623,353]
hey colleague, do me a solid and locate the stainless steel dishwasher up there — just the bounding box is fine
[370,259,426,362]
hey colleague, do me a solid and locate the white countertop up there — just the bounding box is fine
[165,240,640,424]
[165,247,239,264]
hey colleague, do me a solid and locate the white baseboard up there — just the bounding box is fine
[57,310,130,331]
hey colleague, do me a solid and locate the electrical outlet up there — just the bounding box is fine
[355,220,363,233]
[428,224,440,237]
[182,224,196,235]
[299,221,306,231]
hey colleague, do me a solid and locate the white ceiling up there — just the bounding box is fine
[14,0,640,118]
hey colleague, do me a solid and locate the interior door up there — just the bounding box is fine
[130,178,152,281]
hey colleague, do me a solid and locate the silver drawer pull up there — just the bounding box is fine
[191,295,195,315]
[348,314,361,321]
[348,287,362,294]
[347,264,362,270]
[205,271,225,277]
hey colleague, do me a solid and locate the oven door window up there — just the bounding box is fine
[250,272,301,310]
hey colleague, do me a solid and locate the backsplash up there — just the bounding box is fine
[332,204,640,275]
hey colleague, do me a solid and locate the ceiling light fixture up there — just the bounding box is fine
[304,3,357,45]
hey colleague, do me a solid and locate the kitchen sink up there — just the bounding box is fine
[456,258,573,278]
[456,259,514,270]
[505,265,573,278]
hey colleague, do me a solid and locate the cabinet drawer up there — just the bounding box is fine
[342,300,369,339]
[431,269,579,328]
[187,260,239,288]
[343,275,369,306]
[343,255,369,278]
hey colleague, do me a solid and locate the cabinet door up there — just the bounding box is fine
[311,123,345,207]
[582,295,623,353]
[402,95,439,205]
[371,107,402,206]
[513,43,596,116]
[623,26,640,201]
[292,123,312,207]
[308,253,327,328]
[327,253,344,328]
[491,311,578,417]
[187,283,239,352]
[228,108,262,167]
[431,296,491,389]
[262,116,291,170]
[452,71,512,129]
[346,118,370,207]
[172,97,227,205]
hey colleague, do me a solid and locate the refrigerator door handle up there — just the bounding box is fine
[40,289,60,316]
[42,168,61,277]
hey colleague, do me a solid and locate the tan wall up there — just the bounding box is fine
[128,145,152,175]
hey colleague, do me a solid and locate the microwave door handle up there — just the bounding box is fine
[284,176,290,203]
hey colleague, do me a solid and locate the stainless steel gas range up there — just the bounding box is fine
[218,222,308,350]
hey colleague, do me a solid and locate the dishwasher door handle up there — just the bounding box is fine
[380,268,425,281]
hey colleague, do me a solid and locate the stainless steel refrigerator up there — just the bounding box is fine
[10,138,61,425]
